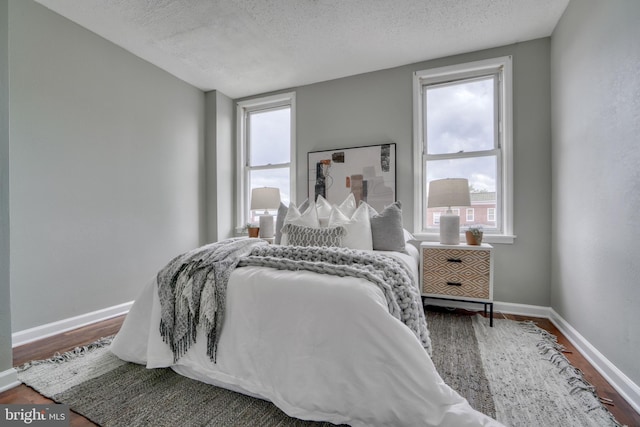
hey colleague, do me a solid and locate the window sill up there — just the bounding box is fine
[413,233,516,245]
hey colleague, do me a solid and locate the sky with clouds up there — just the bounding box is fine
[425,76,497,193]
[248,107,292,211]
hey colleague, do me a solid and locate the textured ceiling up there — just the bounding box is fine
[34,0,569,98]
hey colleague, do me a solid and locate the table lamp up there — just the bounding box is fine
[250,187,281,239]
[427,178,471,245]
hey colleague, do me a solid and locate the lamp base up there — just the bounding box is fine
[439,213,460,245]
[259,215,274,239]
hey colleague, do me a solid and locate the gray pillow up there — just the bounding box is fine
[369,201,407,253]
[275,199,309,245]
[274,202,288,245]
[281,224,346,247]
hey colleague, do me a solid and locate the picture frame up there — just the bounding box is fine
[307,143,396,212]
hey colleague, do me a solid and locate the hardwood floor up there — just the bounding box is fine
[2,310,639,427]
[494,311,640,427]
[4,316,125,427]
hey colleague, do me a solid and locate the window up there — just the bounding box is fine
[413,57,513,242]
[237,92,295,230]
[466,208,474,222]
[487,208,496,223]
[433,212,441,225]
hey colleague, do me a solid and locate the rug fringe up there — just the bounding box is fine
[17,336,114,373]
[519,321,626,427]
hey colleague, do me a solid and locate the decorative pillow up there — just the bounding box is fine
[274,202,288,245]
[406,238,421,251]
[280,201,319,245]
[274,194,360,243]
[281,224,346,247]
[404,229,422,261]
[336,193,357,218]
[403,228,415,242]
[315,195,333,227]
[365,201,407,253]
[404,241,420,264]
[327,202,373,250]
[275,199,308,244]
[298,198,309,213]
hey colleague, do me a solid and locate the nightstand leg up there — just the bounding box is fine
[489,303,494,327]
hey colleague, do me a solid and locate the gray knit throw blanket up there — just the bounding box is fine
[238,245,432,355]
[157,238,268,363]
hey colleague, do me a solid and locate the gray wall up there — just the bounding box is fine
[205,90,235,243]
[551,0,640,385]
[9,0,205,331]
[295,39,552,306]
[0,0,13,376]
[7,0,637,396]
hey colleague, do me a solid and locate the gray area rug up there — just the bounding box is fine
[430,312,621,427]
[17,313,622,427]
[427,311,496,418]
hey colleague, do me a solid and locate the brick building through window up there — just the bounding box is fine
[427,192,496,229]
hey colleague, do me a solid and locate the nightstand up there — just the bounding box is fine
[420,242,494,326]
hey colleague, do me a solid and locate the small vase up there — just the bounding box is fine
[248,227,260,238]
[465,231,483,245]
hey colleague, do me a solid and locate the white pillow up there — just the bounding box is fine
[315,195,333,227]
[281,201,319,245]
[327,202,373,250]
[335,193,356,217]
[403,229,415,242]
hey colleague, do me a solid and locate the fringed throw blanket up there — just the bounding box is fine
[157,238,267,363]
[238,245,432,355]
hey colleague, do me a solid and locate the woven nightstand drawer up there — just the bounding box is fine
[422,247,491,299]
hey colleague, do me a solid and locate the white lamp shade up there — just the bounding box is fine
[427,178,471,208]
[250,187,281,211]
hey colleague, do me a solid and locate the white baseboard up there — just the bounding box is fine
[493,301,552,318]
[0,368,20,393]
[12,301,133,348]
[549,308,640,414]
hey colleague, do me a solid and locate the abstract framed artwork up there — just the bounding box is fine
[307,143,396,212]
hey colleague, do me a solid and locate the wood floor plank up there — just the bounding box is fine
[2,310,638,427]
[12,316,124,367]
[499,312,640,427]
[6,315,125,427]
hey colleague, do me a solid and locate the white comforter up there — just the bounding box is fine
[111,248,501,427]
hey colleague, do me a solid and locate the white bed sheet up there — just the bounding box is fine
[111,249,501,427]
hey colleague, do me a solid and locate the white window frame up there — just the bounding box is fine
[412,56,515,244]
[236,92,296,233]
[487,207,496,222]
[433,212,441,225]
[466,208,475,222]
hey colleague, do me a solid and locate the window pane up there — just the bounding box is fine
[249,107,290,166]
[425,156,497,230]
[487,208,496,222]
[466,208,474,222]
[249,167,290,223]
[425,76,495,155]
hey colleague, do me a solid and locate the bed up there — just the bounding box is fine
[110,197,502,426]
